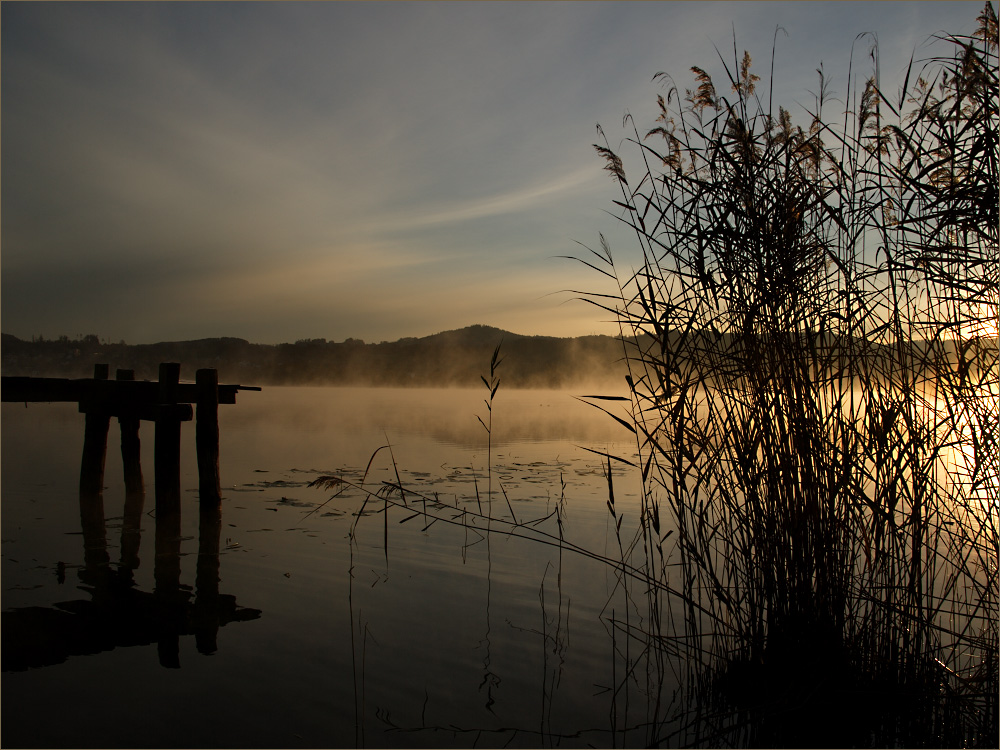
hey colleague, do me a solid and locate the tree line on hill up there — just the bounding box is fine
[3,325,993,390]
[0,325,629,388]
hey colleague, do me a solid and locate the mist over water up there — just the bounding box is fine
[0,327,631,391]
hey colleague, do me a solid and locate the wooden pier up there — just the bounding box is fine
[1,363,260,506]
[1,363,262,670]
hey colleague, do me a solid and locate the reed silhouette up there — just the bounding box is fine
[313,7,998,747]
[572,5,998,745]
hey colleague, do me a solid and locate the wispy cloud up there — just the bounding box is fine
[2,1,987,344]
[354,165,602,238]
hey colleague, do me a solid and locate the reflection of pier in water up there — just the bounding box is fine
[1,363,262,671]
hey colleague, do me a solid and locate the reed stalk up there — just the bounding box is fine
[311,8,996,745]
[573,5,998,746]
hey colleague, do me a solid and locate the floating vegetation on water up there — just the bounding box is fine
[274,497,315,508]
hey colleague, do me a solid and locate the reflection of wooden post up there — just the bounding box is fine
[154,362,182,509]
[119,487,145,574]
[195,503,222,654]
[80,364,110,496]
[154,500,183,669]
[196,368,222,506]
[79,487,110,574]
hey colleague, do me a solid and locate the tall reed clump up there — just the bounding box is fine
[579,5,998,746]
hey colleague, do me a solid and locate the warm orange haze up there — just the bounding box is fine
[2,2,997,749]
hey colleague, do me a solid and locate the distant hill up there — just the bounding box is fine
[0,326,628,388]
[5,326,994,389]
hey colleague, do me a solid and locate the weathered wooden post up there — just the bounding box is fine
[79,364,110,497]
[154,362,182,507]
[196,368,222,506]
[116,369,146,572]
[79,364,111,571]
[153,362,183,668]
[116,369,145,496]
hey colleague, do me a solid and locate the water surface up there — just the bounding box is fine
[3,386,660,748]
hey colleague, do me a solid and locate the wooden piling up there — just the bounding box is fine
[116,369,145,497]
[152,362,182,664]
[8,360,257,528]
[154,363,182,510]
[196,368,222,506]
[116,369,145,572]
[79,364,110,497]
[6,362,261,668]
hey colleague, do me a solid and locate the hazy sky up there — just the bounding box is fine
[1,1,986,344]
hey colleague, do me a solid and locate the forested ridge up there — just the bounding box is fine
[0,325,627,388]
[4,325,993,389]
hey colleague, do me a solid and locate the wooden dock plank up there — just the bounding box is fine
[1,376,259,409]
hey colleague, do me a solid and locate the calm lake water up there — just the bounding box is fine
[2,385,672,749]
